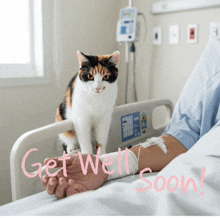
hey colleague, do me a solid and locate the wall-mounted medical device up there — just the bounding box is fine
[117,7,138,43]
[116,1,146,105]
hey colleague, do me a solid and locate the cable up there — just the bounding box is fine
[133,44,138,102]
[131,42,138,102]
[125,42,130,104]
[137,12,147,44]
[125,61,129,104]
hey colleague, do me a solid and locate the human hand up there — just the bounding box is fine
[41,153,108,199]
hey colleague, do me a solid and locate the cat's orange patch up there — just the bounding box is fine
[56,106,76,138]
[98,55,111,62]
[63,130,76,138]
[79,68,83,76]
[66,87,72,108]
[72,78,77,99]
[56,107,62,122]
[91,64,111,77]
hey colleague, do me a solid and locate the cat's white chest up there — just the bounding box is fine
[64,81,116,154]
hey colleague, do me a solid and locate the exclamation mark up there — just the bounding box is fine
[200,167,206,195]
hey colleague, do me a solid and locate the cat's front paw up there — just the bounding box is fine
[66,145,79,154]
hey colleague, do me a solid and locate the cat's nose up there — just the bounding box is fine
[96,88,101,91]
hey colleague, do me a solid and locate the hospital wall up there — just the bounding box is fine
[129,0,220,106]
[0,0,119,206]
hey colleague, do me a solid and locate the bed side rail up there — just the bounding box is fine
[10,120,74,201]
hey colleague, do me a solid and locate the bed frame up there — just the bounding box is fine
[10,99,173,201]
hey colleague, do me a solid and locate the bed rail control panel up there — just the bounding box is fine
[121,111,147,142]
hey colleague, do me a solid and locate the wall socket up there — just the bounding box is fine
[210,22,220,39]
[153,26,161,45]
[187,24,198,44]
[169,25,179,44]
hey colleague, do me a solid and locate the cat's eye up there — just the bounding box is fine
[103,75,109,81]
[87,74,94,80]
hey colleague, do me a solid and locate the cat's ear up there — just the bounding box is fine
[108,51,120,66]
[77,50,89,67]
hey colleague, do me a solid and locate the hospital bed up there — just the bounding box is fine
[1,98,220,215]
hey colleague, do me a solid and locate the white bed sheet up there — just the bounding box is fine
[1,152,220,216]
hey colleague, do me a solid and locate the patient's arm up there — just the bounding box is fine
[130,134,187,173]
[42,134,187,199]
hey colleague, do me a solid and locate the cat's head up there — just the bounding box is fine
[77,51,120,94]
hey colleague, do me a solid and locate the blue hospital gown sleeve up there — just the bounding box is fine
[163,38,220,150]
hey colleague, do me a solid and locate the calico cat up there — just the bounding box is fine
[56,51,120,155]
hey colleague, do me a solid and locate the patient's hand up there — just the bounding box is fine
[41,154,108,199]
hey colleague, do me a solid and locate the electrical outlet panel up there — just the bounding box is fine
[169,25,179,44]
[153,26,161,45]
[187,24,198,44]
[210,22,220,40]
